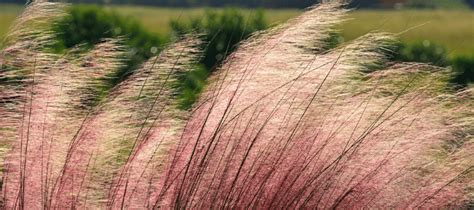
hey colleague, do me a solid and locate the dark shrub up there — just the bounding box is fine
[450,54,474,87]
[325,32,344,50]
[54,5,166,86]
[391,41,472,88]
[176,64,209,109]
[392,41,448,66]
[170,8,267,70]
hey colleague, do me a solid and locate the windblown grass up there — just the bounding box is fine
[0,1,472,209]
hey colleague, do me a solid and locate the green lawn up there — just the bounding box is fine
[1,4,473,56]
[0,4,22,41]
[341,10,474,57]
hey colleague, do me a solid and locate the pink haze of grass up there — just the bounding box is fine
[0,1,472,209]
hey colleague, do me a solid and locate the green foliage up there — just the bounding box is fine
[176,65,209,110]
[393,41,448,66]
[450,54,474,87]
[54,5,166,86]
[391,41,473,88]
[325,32,345,50]
[170,8,267,70]
[170,8,267,109]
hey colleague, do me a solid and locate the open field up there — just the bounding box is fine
[342,10,474,57]
[0,4,22,41]
[0,4,473,56]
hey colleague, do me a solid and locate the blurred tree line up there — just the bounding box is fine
[3,0,474,9]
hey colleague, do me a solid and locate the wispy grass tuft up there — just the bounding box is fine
[0,1,472,209]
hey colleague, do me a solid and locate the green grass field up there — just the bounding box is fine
[0,4,22,41]
[1,4,473,56]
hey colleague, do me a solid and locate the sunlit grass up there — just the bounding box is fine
[1,2,472,208]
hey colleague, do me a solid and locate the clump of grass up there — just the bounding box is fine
[0,1,472,209]
[0,2,201,208]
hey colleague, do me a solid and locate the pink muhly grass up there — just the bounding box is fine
[145,3,472,209]
[83,36,202,209]
[0,4,202,206]
[0,1,472,209]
